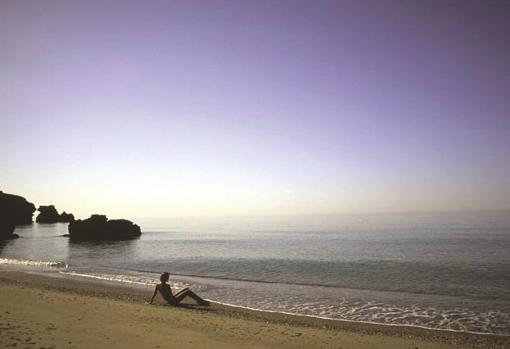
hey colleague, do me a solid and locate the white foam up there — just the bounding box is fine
[0,258,68,269]
[61,271,151,286]
[209,299,508,337]
[60,271,188,290]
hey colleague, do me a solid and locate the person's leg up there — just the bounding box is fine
[174,288,209,305]
[173,287,189,298]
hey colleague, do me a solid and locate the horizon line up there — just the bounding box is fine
[128,209,510,220]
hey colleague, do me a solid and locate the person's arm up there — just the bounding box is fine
[149,285,159,304]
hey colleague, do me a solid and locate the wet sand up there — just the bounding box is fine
[0,271,508,349]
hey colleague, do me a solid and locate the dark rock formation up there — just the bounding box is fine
[0,222,17,240]
[68,214,142,240]
[36,205,75,223]
[36,205,59,223]
[59,211,75,223]
[0,191,36,240]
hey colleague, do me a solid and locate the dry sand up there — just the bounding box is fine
[0,271,508,349]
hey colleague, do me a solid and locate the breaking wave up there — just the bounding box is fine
[0,258,68,269]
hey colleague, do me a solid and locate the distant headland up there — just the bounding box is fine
[0,190,142,241]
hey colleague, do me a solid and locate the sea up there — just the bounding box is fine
[1,211,509,336]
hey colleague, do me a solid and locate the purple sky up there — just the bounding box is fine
[1,0,510,218]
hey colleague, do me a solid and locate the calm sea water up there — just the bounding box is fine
[1,212,510,335]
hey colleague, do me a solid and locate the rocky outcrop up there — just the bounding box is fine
[36,205,75,223]
[68,214,142,240]
[0,221,16,240]
[59,211,74,223]
[0,191,36,240]
[35,205,59,223]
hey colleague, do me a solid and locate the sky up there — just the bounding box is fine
[1,0,510,219]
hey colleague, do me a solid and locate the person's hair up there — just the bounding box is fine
[160,272,170,283]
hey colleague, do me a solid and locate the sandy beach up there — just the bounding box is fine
[0,271,508,349]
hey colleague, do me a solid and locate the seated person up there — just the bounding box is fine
[149,272,210,306]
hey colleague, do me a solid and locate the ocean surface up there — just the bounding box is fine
[1,212,510,336]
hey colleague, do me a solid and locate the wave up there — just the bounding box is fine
[0,258,68,269]
[209,300,508,337]
[60,271,189,290]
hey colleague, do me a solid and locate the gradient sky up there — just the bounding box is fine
[1,0,510,218]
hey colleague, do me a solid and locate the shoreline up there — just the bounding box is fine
[1,270,509,348]
[43,267,510,338]
[208,299,509,339]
